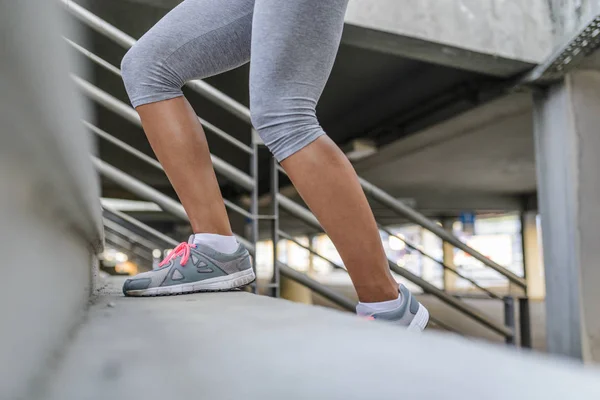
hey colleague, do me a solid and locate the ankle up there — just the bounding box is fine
[191,233,238,254]
[355,282,399,303]
[190,220,232,237]
[356,291,403,316]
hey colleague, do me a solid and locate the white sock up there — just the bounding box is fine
[356,292,403,316]
[192,233,239,254]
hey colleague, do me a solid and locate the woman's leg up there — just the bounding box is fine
[121,0,261,296]
[249,0,398,303]
[121,0,255,236]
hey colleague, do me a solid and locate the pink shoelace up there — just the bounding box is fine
[159,242,197,267]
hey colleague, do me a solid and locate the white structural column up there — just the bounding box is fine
[533,70,600,362]
[521,212,545,300]
[442,219,458,291]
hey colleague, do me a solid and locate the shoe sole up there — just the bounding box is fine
[407,304,430,332]
[124,268,256,297]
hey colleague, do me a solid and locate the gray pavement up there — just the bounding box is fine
[46,277,600,400]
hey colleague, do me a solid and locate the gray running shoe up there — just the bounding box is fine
[363,285,429,332]
[123,237,255,297]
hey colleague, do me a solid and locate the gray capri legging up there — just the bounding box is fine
[121,0,349,161]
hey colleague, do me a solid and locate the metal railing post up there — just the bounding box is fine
[250,132,260,294]
[251,130,280,297]
[271,155,280,298]
[503,296,516,345]
[519,298,532,348]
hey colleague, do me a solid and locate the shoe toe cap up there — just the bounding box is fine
[123,278,152,295]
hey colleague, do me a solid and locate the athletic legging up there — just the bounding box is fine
[121,0,349,161]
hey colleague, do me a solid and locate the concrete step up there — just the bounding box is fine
[46,278,600,400]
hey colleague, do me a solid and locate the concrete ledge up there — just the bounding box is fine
[47,278,600,399]
[345,0,554,66]
[342,24,535,77]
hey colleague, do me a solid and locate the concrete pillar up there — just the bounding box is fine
[533,70,600,362]
[521,212,545,300]
[442,219,458,291]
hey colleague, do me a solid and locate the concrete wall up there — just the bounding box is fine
[345,0,554,64]
[548,0,600,40]
[0,1,103,399]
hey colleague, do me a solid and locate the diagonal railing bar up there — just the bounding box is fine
[103,230,154,260]
[377,224,503,301]
[86,122,253,220]
[85,121,161,168]
[104,232,153,263]
[103,217,161,251]
[65,37,121,76]
[73,76,255,191]
[103,205,179,248]
[278,230,345,271]
[276,262,357,311]
[104,238,152,265]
